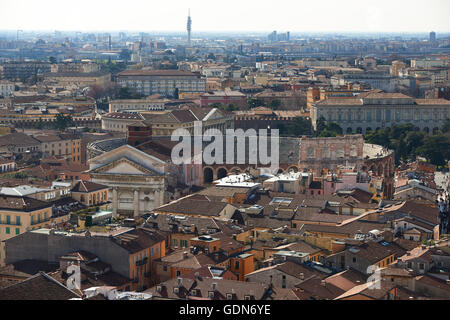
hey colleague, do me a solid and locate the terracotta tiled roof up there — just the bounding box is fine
[294,276,345,300]
[71,181,108,193]
[113,228,166,254]
[0,195,51,212]
[145,277,269,300]
[0,272,80,300]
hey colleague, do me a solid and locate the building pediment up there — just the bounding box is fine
[89,157,162,176]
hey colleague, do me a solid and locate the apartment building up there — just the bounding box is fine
[200,91,247,109]
[50,61,100,74]
[43,72,111,88]
[116,70,206,97]
[0,80,14,97]
[1,61,51,81]
[4,227,167,291]
[311,91,450,134]
[33,133,82,164]
[0,196,59,265]
[109,97,167,113]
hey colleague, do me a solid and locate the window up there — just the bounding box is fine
[163,265,168,272]
[244,295,251,300]
[208,291,215,299]
[6,227,10,234]
[376,110,382,122]
[15,228,19,235]
[234,261,240,270]
[353,257,356,263]
[227,293,233,300]
[176,270,181,277]
[6,215,10,225]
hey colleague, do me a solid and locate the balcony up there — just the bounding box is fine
[0,222,21,226]
[136,257,149,266]
[31,219,51,226]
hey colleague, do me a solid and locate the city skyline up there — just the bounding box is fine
[1,0,450,33]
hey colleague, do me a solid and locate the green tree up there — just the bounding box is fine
[279,117,313,137]
[54,114,74,131]
[269,99,282,110]
[115,87,144,99]
[404,131,425,157]
[247,97,266,109]
[442,119,450,133]
[36,117,44,130]
[85,216,93,228]
[318,129,337,138]
[316,116,327,134]
[416,134,450,167]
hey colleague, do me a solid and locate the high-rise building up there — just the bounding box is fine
[268,31,277,42]
[430,31,436,42]
[187,9,192,46]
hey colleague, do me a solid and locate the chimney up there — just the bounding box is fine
[191,224,196,233]
[183,252,188,259]
[321,280,326,287]
[299,273,304,280]
[194,272,199,279]
[212,283,217,291]
[177,277,183,288]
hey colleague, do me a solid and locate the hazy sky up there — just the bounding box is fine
[1,0,450,33]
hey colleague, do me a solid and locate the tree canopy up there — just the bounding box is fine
[279,117,313,137]
[54,114,75,131]
[364,124,450,166]
[315,117,343,137]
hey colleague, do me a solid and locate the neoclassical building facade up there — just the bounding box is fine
[311,92,450,134]
[88,145,166,217]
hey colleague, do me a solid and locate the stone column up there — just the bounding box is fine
[159,188,164,207]
[112,188,118,219]
[153,190,160,209]
[133,189,140,217]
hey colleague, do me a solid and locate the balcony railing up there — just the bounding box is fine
[136,257,149,266]
[31,219,51,226]
[0,222,21,226]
